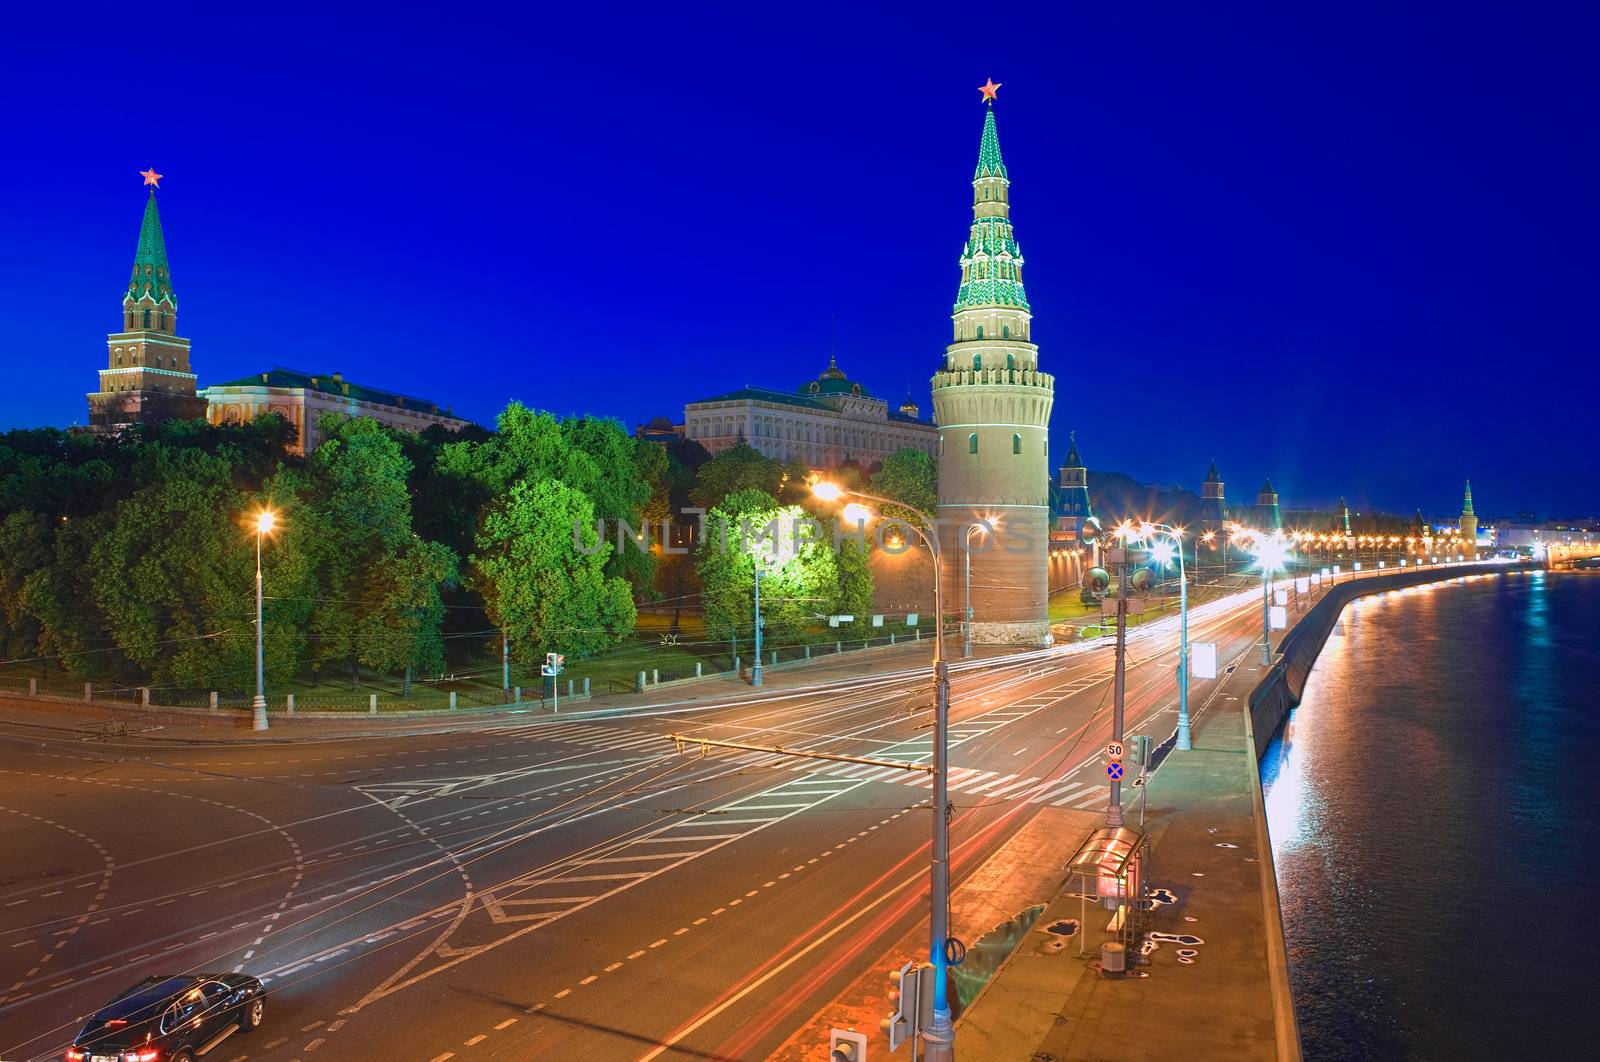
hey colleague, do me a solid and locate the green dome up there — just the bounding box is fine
[801,355,870,398]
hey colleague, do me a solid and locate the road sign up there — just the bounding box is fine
[1104,740,1124,760]
[1192,641,1218,679]
[540,665,558,677]
[1107,762,1125,781]
[1270,605,1287,630]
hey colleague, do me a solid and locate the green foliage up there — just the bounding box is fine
[88,452,256,687]
[472,479,635,658]
[696,490,873,648]
[304,415,459,681]
[691,444,784,510]
[871,448,938,522]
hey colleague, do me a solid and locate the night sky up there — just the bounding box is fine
[8,4,1596,519]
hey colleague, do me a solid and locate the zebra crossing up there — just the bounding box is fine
[480,774,863,926]
[482,670,1111,812]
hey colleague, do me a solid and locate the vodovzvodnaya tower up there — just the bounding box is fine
[931,86,1055,646]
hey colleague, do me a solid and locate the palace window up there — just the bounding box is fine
[1002,325,1009,339]
[1006,353,1015,371]
[976,326,983,340]
[1012,433,1022,454]
[973,354,982,371]
[969,433,978,454]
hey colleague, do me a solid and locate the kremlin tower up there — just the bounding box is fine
[86,171,206,432]
[1257,479,1282,531]
[931,81,1055,646]
[1459,480,1478,551]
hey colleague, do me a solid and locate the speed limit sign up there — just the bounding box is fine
[1104,740,1124,760]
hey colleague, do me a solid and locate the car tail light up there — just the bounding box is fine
[125,1050,161,1062]
[64,1050,87,1062]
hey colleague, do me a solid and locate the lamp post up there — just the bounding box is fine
[813,481,955,1062]
[1241,530,1289,666]
[1137,522,1191,752]
[962,522,985,659]
[751,555,763,687]
[252,509,276,732]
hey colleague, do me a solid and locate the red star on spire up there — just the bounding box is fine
[139,168,162,188]
[978,78,1001,103]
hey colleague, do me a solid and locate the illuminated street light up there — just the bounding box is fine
[251,508,278,732]
[1132,522,1192,751]
[811,479,958,1059]
[962,521,989,658]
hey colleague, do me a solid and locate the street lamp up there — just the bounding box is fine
[252,509,277,732]
[962,521,989,659]
[1247,531,1290,665]
[812,479,957,1062]
[1134,522,1192,751]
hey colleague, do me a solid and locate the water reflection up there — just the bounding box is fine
[1262,572,1600,1059]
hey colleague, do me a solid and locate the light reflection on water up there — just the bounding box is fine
[1261,572,1600,1060]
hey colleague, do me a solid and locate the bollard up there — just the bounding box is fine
[28,678,38,696]
[209,690,218,712]
[804,645,811,661]
[636,670,646,693]
[694,662,702,679]
[567,679,575,698]
[514,685,522,704]
[835,641,842,654]
[890,632,896,646]
[1101,941,1126,975]
[368,693,378,714]
[449,690,458,711]
[85,682,93,702]
[916,628,921,641]
[583,677,590,697]
[140,687,150,708]
[732,655,741,675]
[770,650,776,666]
[651,668,659,685]
[286,693,295,715]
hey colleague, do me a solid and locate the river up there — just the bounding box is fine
[1261,570,1600,1059]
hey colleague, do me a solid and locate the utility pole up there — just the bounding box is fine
[1107,546,1128,827]
[1261,564,1273,665]
[502,629,510,693]
[752,557,764,687]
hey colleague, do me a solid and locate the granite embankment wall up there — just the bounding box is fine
[1247,561,1531,758]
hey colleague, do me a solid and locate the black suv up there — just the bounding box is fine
[65,973,265,1061]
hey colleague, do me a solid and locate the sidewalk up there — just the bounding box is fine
[955,649,1295,1061]
[0,635,1011,745]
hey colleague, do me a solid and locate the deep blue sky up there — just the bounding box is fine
[8,3,1596,518]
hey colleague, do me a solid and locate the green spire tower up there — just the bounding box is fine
[87,172,206,432]
[1459,480,1478,551]
[932,84,1055,646]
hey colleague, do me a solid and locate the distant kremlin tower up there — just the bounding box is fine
[86,170,207,432]
[932,82,1055,646]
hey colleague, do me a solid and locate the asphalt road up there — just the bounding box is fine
[0,587,1293,1062]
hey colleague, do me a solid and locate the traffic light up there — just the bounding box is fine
[1129,734,1152,767]
[882,961,918,1052]
[830,1028,868,1062]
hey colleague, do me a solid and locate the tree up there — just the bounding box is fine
[440,403,654,594]
[697,489,872,652]
[472,479,635,659]
[691,444,783,511]
[305,415,459,688]
[87,452,256,689]
[871,448,938,521]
